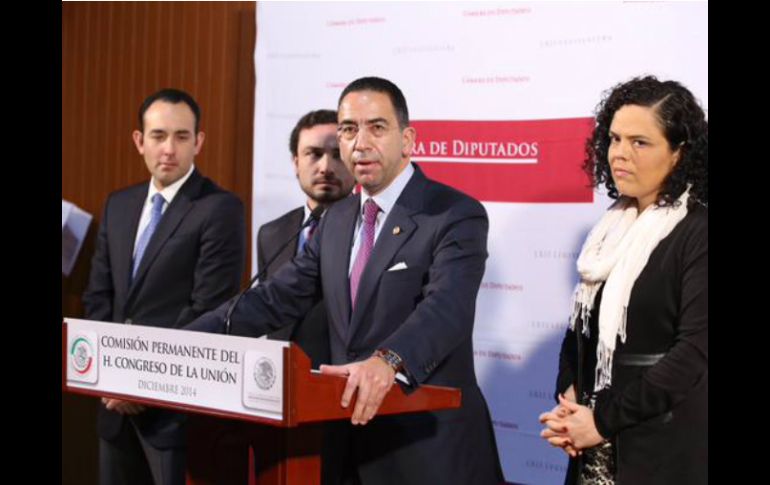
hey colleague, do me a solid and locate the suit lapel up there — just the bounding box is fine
[126,171,203,304]
[324,195,359,344]
[347,166,427,345]
[116,186,148,299]
[266,207,304,279]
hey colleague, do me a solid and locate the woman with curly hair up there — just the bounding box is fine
[539,76,708,485]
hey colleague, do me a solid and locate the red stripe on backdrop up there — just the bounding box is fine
[411,119,595,203]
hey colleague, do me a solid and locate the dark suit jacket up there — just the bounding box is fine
[557,203,708,485]
[187,164,502,484]
[258,207,331,368]
[83,169,246,449]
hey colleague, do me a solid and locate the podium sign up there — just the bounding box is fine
[64,318,289,421]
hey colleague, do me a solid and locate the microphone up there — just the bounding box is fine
[224,205,324,335]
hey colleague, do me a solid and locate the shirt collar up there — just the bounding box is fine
[359,162,414,218]
[147,164,195,205]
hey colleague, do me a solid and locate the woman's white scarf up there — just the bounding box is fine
[570,189,690,392]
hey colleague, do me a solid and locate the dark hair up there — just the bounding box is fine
[584,75,708,208]
[138,88,201,133]
[289,109,338,157]
[338,76,409,129]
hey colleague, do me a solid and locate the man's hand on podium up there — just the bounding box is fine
[101,397,146,415]
[320,356,396,426]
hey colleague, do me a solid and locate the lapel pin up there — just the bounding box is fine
[392,226,402,235]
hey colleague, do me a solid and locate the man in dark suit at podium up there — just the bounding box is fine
[82,88,245,485]
[258,109,355,368]
[186,77,503,485]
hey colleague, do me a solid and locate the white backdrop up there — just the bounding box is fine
[251,3,707,483]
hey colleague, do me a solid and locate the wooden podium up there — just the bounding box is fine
[62,319,461,484]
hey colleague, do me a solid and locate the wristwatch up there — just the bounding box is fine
[373,348,404,373]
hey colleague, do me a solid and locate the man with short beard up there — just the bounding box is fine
[257,109,355,367]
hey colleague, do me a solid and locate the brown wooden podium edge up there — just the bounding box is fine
[286,344,463,425]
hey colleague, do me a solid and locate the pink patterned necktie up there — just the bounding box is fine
[350,199,379,309]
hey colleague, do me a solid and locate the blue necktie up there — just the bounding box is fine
[299,218,319,254]
[132,193,165,279]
